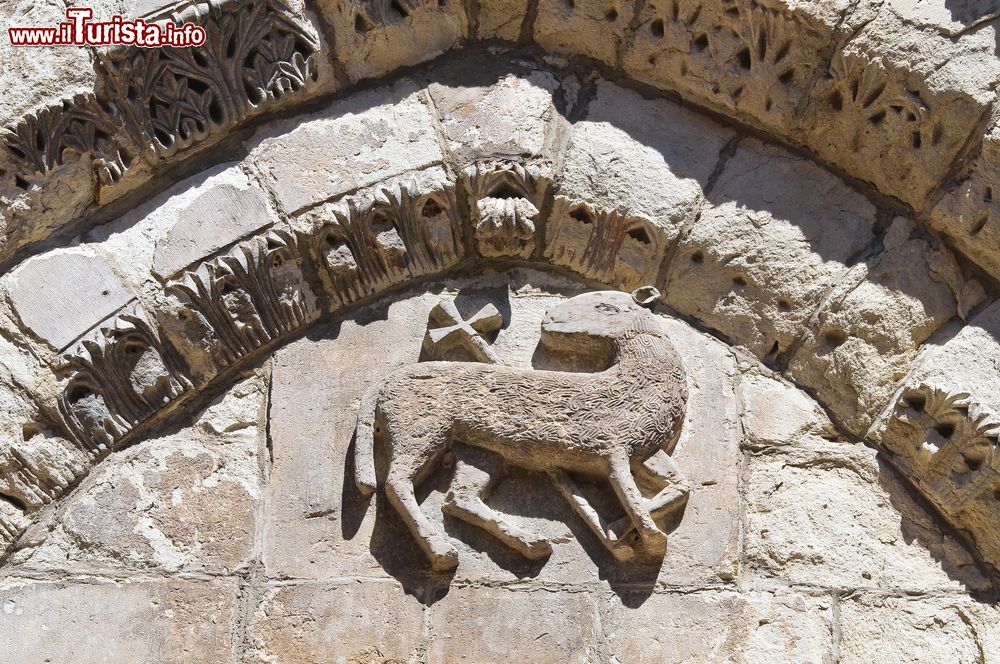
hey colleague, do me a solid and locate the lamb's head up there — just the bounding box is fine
[540,287,660,356]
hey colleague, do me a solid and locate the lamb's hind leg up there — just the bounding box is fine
[443,448,552,560]
[385,461,459,572]
[608,452,689,541]
[607,451,667,552]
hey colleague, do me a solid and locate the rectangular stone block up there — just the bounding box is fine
[0,578,235,663]
[839,594,1000,664]
[744,441,989,593]
[246,580,425,663]
[245,80,444,215]
[600,590,834,664]
[427,63,566,166]
[3,247,135,351]
[426,586,599,664]
[317,0,467,81]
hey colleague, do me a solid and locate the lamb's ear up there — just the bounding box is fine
[631,286,660,308]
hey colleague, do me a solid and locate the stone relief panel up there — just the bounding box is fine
[263,270,741,592]
[355,287,690,570]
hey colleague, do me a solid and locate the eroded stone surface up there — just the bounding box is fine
[0,578,235,663]
[744,440,989,593]
[788,217,983,434]
[427,586,599,663]
[247,580,425,663]
[665,138,876,360]
[320,0,467,81]
[839,594,1000,664]
[3,247,134,351]
[601,590,835,664]
[246,80,443,214]
[534,0,633,65]
[428,65,565,165]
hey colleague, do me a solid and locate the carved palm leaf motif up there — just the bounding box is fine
[1,94,130,186]
[57,307,192,455]
[888,383,1000,513]
[376,183,460,275]
[167,231,314,364]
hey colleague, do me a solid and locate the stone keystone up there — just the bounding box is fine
[422,299,502,363]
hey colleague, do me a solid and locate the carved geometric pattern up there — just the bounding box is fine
[422,299,503,363]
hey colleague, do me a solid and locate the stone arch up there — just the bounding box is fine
[2,0,1000,656]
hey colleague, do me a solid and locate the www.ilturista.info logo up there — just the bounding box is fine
[8,8,206,47]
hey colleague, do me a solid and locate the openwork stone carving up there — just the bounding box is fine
[2,94,132,188]
[546,198,663,292]
[99,0,320,164]
[465,162,549,259]
[307,181,462,307]
[56,304,193,454]
[625,0,826,128]
[166,230,317,371]
[354,288,689,570]
[884,383,1000,567]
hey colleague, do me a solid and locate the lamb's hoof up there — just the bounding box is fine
[609,536,637,562]
[428,544,460,572]
[521,536,553,560]
[640,528,668,554]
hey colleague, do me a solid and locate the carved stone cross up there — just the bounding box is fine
[422,298,502,363]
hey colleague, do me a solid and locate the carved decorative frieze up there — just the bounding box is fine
[624,0,826,128]
[99,0,320,164]
[166,230,318,370]
[545,197,663,292]
[1,94,132,188]
[306,181,463,308]
[885,384,1000,513]
[355,289,689,570]
[883,383,1000,566]
[56,304,193,454]
[3,0,320,190]
[464,162,549,259]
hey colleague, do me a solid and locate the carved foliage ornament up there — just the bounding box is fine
[308,181,462,307]
[355,287,690,570]
[1,0,320,190]
[57,304,193,455]
[886,383,1000,515]
[167,230,317,368]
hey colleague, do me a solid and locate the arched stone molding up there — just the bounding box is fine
[1,54,1000,581]
[4,0,1000,280]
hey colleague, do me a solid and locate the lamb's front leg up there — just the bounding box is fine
[607,451,667,553]
[443,447,552,560]
[607,452,689,541]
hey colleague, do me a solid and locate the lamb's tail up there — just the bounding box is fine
[354,385,381,496]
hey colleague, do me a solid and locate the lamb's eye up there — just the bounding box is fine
[596,304,620,315]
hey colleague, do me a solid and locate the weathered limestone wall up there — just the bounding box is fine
[2,273,998,662]
[1,1,1000,661]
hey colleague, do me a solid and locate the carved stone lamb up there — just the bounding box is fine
[354,288,690,570]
